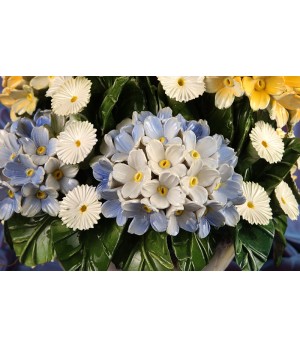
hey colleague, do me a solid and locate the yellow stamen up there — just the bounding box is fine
[159,136,166,143]
[143,205,152,213]
[75,140,81,147]
[281,197,286,205]
[247,201,255,209]
[159,159,171,169]
[36,191,47,200]
[177,78,185,86]
[214,182,222,191]
[7,190,14,198]
[10,153,16,161]
[134,171,143,182]
[189,176,198,187]
[254,79,266,91]
[27,93,33,102]
[26,168,35,177]
[80,205,87,213]
[70,96,78,103]
[175,210,183,216]
[53,169,64,181]
[190,150,200,159]
[261,140,268,148]
[157,186,168,196]
[36,146,47,155]
[223,77,234,87]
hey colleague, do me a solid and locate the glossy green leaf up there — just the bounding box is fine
[52,218,124,271]
[121,230,174,271]
[137,76,158,114]
[272,215,287,267]
[234,220,275,271]
[6,214,56,267]
[171,232,214,271]
[285,173,300,204]
[99,76,129,133]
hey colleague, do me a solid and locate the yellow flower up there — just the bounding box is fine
[0,76,26,107]
[242,76,286,111]
[267,99,289,128]
[205,76,244,109]
[272,91,300,111]
[289,109,300,125]
[30,76,55,90]
[10,85,38,116]
[284,76,300,94]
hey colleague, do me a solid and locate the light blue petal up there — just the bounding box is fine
[163,118,181,141]
[19,154,36,169]
[143,116,163,139]
[219,146,237,167]
[14,118,34,137]
[47,138,58,156]
[4,133,20,152]
[0,147,12,168]
[32,126,49,147]
[132,123,144,144]
[198,218,211,239]
[187,120,210,140]
[92,159,112,182]
[223,205,240,227]
[176,114,187,130]
[128,216,150,235]
[32,167,45,185]
[157,107,172,121]
[114,132,134,154]
[150,211,167,232]
[116,210,127,226]
[22,183,38,197]
[22,196,41,217]
[102,200,120,218]
[60,177,79,194]
[178,211,198,232]
[20,137,36,155]
[42,197,60,216]
[0,199,15,220]
[32,154,49,166]
[206,210,225,228]
[3,161,28,185]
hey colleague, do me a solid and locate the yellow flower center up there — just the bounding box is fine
[26,168,35,177]
[223,77,234,87]
[157,185,168,196]
[10,152,17,161]
[143,205,153,213]
[36,146,47,155]
[159,136,166,143]
[175,210,184,216]
[190,150,200,159]
[214,182,222,191]
[80,205,87,213]
[177,78,185,86]
[261,140,268,148]
[70,96,78,103]
[53,169,64,181]
[27,93,33,102]
[75,140,81,147]
[7,189,14,198]
[247,201,255,209]
[159,159,171,169]
[36,190,47,200]
[189,176,198,187]
[254,79,266,91]
[134,171,143,182]
[281,197,286,204]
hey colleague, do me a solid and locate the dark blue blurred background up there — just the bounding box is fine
[0,78,300,271]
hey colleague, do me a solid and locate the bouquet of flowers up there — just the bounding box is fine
[1,76,300,271]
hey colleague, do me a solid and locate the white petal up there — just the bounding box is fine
[167,187,186,207]
[146,139,165,162]
[150,193,170,209]
[128,149,147,171]
[167,215,180,236]
[166,145,184,165]
[113,163,135,184]
[141,180,159,197]
[122,181,141,199]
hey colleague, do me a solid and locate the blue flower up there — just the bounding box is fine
[3,154,45,186]
[166,203,199,236]
[0,132,22,168]
[21,183,59,217]
[10,117,34,138]
[0,181,22,220]
[186,120,210,141]
[101,189,127,226]
[33,109,51,127]
[0,107,11,129]
[20,126,58,165]
[92,158,113,197]
[122,198,167,235]
[222,202,240,227]
[112,131,135,162]
[197,201,225,239]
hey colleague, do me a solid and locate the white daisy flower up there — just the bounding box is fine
[275,181,299,220]
[249,121,284,164]
[56,121,97,164]
[142,171,186,210]
[146,139,187,178]
[46,76,72,97]
[51,76,92,116]
[112,149,151,199]
[157,76,205,102]
[237,182,272,225]
[59,185,102,231]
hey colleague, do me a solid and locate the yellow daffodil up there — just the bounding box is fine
[289,109,300,125]
[272,91,300,111]
[267,99,289,128]
[242,76,286,111]
[10,85,38,116]
[205,76,244,109]
[0,76,26,107]
[284,76,300,94]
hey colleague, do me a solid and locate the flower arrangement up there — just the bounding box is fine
[0,76,300,271]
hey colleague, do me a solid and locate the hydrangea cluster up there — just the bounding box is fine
[92,108,245,238]
[0,110,80,221]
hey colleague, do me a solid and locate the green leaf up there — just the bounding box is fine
[137,76,159,114]
[256,138,300,194]
[285,173,300,204]
[5,214,56,267]
[272,215,287,267]
[52,218,124,271]
[234,220,275,271]
[99,76,129,133]
[121,230,174,271]
[171,232,214,271]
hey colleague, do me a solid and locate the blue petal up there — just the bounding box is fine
[116,210,127,226]
[22,183,38,197]
[143,116,163,139]
[3,161,28,185]
[132,123,144,144]
[0,199,15,220]
[31,126,49,147]
[128,216,150,235]
[32,167,45,185]
[20,137,36,155]
[102,200,121,218]
[198,218,211,239]
[22,197,42,217]
[19,154,37,169]
[150,211,167,232]
[157,107,172,121]
[32,154,49,166]
[42,197,60,216]
[47,138,58,156]
[101,188,118,200]
[206,210,225,228]
[187,120,210,141]
[0,147,12,168]
[0,108,11,129]
[222,205,240,227]
[114,132,134,154]
[163,118,181,141]
[178,211,198,232]
[60,177,79,194]
[15,118,34,137]
[92,159,112,182]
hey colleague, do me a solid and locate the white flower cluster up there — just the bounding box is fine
[92,108,246,237]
